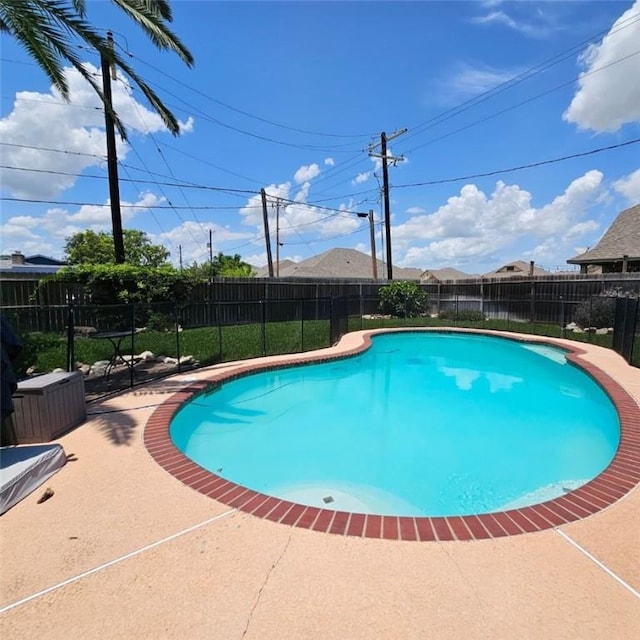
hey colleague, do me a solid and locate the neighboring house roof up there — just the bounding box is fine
[482,260,550,279]
[0,251,66,275]
[253,259,296,278]
[567,204,640,264]
[25,254,66,266]
[420,268,476,282]
[256,248,421,280]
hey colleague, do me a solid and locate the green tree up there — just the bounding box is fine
[379,281,429,318]
[0,0,193,139]
[185,253,255,278]
[213,253,255,277]
[64,229,170,267]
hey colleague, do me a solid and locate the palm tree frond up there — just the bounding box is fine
[111,0,193,66]
[2,0,193,138]
[115,53,182,135]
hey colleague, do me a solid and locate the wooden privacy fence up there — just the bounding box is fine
[2,273,639,334]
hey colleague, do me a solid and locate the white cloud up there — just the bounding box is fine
[0,192,168,257]
[393,171,604,269]
[563,1,640,132]
[238,177,367,249]
[352,172,371,185]
[151,221,253,266]
[406,206,426,214]
[471,10,552,38]
[444,64,523,98]
[294,163,321,184]
[324,157,335,167]
[613,168,640,204]
[0,63,193,199]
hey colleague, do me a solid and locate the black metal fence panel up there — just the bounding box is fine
[4,277,638,401]
[612,297,639,364]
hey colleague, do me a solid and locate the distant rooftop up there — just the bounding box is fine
[0,251,66,274]
[255,248,422,280]
[568,204,640,265]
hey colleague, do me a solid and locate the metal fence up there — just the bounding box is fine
[3,284,638,401]
[5,298,343,400]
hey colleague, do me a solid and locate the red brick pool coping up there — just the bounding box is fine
[144,329,640,541]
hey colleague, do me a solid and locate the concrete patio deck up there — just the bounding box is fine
[1,330,639,639]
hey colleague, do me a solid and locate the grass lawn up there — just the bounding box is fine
[20,316,623,378]
[28,320,333,375]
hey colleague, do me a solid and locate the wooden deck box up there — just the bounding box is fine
[12,372,86,443]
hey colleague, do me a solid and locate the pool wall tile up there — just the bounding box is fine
[415,519,436,542]
[398,517,418,541]
[382,516,399,540]
[143,328,640,542]
[446,516,471,541]
[476,514,509,538]
[329,512,350,535]
[346,513,366,537]
[265,500,295,523]
[280,503,306,527]
[365,515,382,538]
[297,507,321,529]
[312,510,336,533]
[432,518,455,541]
[462,515,494,537]
[502,510,541,534]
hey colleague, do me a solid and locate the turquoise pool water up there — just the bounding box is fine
[170,333,620,516]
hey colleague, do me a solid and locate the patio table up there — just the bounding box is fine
[90,330,141,379]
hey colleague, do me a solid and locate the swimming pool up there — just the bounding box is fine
[169,332,620,518]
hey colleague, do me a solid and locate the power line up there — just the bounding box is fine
[0,164,259,195]
[0,141,106,160]
[154,141,267,187]
[402,49,640,155]
[129,82,363,153]
[116,162,177,255]
[128,99,207,243]
[0,196,263,210]
[393,137,640,189]
[398,10,640,149]
[131,54,374,139]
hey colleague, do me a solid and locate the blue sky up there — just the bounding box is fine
[1,0,639,275]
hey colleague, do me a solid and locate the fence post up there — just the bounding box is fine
[176,304,182,373]
[217,305,223,363]
[66,302,75,372]
[455,293,459,326]
[300,299,304,352]
[329,297,334,346]
[560,296,565,338]
[129,304,135,388]
[588,296,593,343]
[529,280,535,327]
[261,299,267,357]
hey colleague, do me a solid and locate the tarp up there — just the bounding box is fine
[0,444,67,515]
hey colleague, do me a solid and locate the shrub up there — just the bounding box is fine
[573,296,616,329]
[378,281,428,318]
[438,310,486,322]
[14,332,64,379]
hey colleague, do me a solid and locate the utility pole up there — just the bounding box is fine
[100,31,125,264]
[275,199,282,278]
[380,132,392,280]
[368,129,406,280]
[358,209,378,280]
[208,229,213,281]
[179,244,183,270]
[260,189,274,277]
[369,209,378,280]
